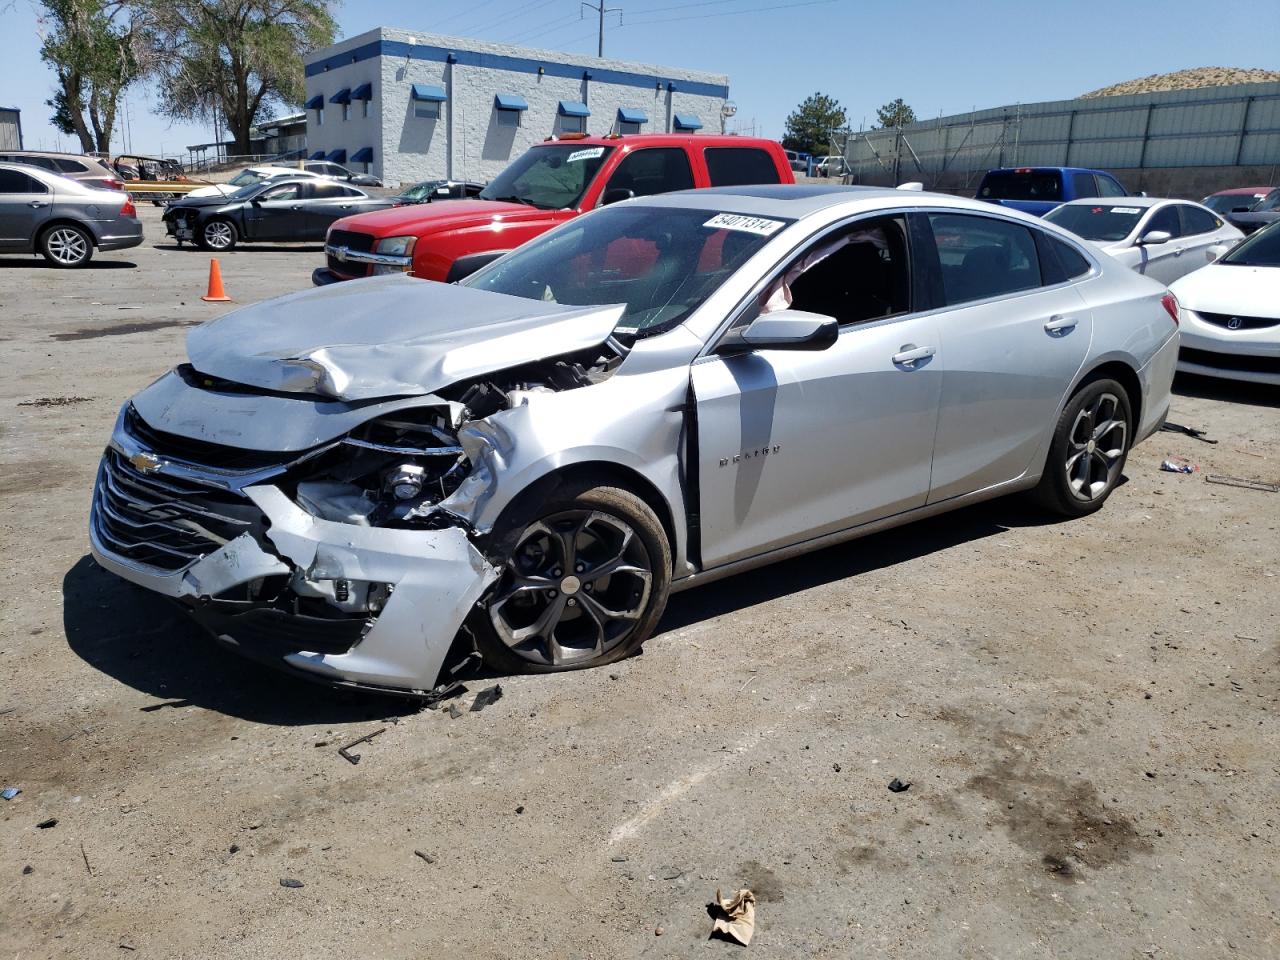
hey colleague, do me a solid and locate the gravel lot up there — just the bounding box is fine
[1,206,1278,959]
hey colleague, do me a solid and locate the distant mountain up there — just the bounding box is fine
[1081,67,1280,99]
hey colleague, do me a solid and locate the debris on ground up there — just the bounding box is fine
[140,698,194,712]
[36,817,58,829]
[470,684,504,713]
[16,396,92,408]
[447,703,463,719]
[710,888,757,946]
[22,865,33,875]
[1205,474,1279,493]
[655,926,664,936]
[1160,456,1198,474]
[279,878,304,889]
[888,778,911,793]
[414,849,436,864]
[1161,421,1217,444]
[81,841,94,876]
[1,787,20,800]
[337,728,387,765]
[515,805,525,815]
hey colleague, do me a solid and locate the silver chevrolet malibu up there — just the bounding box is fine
[90,185,1179,695]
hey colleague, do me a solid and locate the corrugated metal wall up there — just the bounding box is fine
[0,108,21,150]
[842,81,1280,192]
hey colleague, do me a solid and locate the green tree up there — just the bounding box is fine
[874,97,917,129]
[783,92,847,157]
[39,0,147,153]
[146,0,337,154]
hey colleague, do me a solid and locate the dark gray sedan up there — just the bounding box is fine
[0,162,143,267]
[163,177,395,251]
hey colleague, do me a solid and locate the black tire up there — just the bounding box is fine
[38,223,94,268]
[1032,377,1133,517]
[471,479,671,674]
[197,218,238,252]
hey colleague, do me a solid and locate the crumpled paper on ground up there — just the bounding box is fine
[711,888,756,945]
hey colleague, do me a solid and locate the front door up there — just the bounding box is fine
[242,181,306,240]
[693,214,943,568]
[1132,205,1186,284]
[0,167,51,248]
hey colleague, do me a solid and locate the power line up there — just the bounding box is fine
[624,0,835,26]
[431,0,511,30]
[507,10,588,44]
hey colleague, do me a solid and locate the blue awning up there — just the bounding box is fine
[617,107,647,125]
[304,94,324,110]
[352,82,373,100]
[673,113,703,131]
[351,147,374,163]
[558,100,590,118]
[309,150,326,160]
[325,149,347,163]
[329,88,351,105]
[494,93,529,112]
[411,83,447,102]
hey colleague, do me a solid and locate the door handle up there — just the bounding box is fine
[291,204,302,210]
[1044,315,1078,334]
[28,200,48,208]
[1173,247,1184,257]
[892,344,936,368]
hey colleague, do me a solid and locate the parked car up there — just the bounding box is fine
[274,160,383,187]
[1169,220,1280,385]
[1201,186,1272,215]
[313,133,794,286]
[394,179,486,205]
[185,165,325,199]
[112,154,188,182]
[783,148,811,173]
[162,177,395,251]
[814,155,849,177]
[977,166,1129,217]
[0,161,141,267]
[1225,187,1280,236]
[90,185,1177,694]
[1044,197,1242,285]
[0,150,124,192]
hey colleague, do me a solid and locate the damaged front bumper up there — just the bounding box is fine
[89,409,498,694]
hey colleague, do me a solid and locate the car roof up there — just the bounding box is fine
[1208,186,1272,195]
[986,166,1114,175]
[1056,196,1169,209]
[532,133,779,149]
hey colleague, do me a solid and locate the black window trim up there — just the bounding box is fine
[702,146,783,187]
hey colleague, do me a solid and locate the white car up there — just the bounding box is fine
[1044,197,1242,286]
[814,155,849,177]
[1169,220,1280,385]
[184,165,324,199]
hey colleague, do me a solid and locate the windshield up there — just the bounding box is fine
[1256,188,1280,212]
[478,144,614,210]
[1044,203,1144,242]
[1221,220,1280,266]
[1204,193,1265,214]
[225,182,265,202]
[462,205,791,339]
[979,170,1062,202]
[228,170,265,187]
[398,180,441,201]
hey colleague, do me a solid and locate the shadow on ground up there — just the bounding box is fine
[1173,371,1280,409]
[150,243,324,254]
[0,258,137,270]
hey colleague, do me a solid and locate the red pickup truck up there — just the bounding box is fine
[314,133,794,286]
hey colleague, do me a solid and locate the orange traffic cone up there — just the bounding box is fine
[201,258,231,302]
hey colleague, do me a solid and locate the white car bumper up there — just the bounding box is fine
[1176,308,1280,385]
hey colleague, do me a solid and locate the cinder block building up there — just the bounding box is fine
[302,27,730,186]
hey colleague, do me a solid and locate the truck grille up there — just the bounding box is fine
[326,229,375,277]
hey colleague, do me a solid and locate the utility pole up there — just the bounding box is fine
[581,1,622,58]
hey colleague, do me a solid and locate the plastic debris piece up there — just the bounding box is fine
[447,703,463,720]
[470,684,504,713]
[279,878,304,888]
[414,849,436,864]
[36,817,58,829]
[1205,474,1279,493]
[888,778,911,793]
[1160,421,1217,444]
[711,888,757,946]
[1160,456,1197,474]
[1,787,19,800]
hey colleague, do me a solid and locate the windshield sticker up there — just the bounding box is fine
[703,213,786,236]
[1109,206,1142,214]
[567,147,605,163]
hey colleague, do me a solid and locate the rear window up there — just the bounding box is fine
[978,170,1062,202]
[1043,203,1144,242]
[704,148,781,187]
[53,158,88,174]
[1179,204,1221,236]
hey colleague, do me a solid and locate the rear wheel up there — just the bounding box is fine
[198,218,237,251]
[40,224,93,267]
[1033,377,1132,517]
[472,481,671,673]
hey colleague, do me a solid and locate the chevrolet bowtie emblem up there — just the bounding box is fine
[334,246,348,262]
[129,451,162,474]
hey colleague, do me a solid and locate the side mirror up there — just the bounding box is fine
[733,309,839,352]
[601,187,635,206]
[1137,230,1171,246]
[250,197,263,205]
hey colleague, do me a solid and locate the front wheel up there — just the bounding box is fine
[40,224,94,267]
[472,482,671,674]
[1032,378,1133,517]
[198,218,237,251]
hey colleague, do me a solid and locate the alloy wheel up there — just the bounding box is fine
[488,509,653,666]
[1064,391,1127,501]
[46,228,89,265]
[203,221,234,250]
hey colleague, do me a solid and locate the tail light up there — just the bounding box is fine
[103,178,124,190]
[1160,292,1179,327]
[121,198,137,218]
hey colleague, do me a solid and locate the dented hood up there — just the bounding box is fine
[187,275,625,401]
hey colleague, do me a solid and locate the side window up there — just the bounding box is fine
[32,157,60,171]
[260,183,301,202]
[0,169,46,193]
[1143,206,1181,238]
[927,213,1042,305]
[605,148,694,199]
[704,148,781,187]
[309,182,346,199]
[54,158,88,174]
[763,215,911,325]
[1070,172,1097,198]
[1095,175,1127,198]
[1035,230,1092,284]
[1179,204,1221,236]
[341,186,364,198]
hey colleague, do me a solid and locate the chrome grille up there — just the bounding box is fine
[1197,311,1280,331]
[91,448,261,572]
[326,229,374,277]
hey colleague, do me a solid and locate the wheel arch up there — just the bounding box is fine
[36,217,98,249]
[1074,358,1143,431]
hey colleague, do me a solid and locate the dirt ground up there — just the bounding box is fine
[1,206,1278,959]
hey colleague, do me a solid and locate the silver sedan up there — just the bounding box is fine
[90,186,1179,695]
[0,161,143,267]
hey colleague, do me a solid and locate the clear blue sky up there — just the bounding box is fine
[1,0,1276,157]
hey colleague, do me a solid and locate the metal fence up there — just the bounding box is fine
[842,81,1280,192]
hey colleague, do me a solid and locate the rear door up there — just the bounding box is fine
[921,211,1093,502]
[242,181,306,240]
[0,167,52,247]
[303,182,365,238]
[1176,203,1231,273]
[1133,205,1185,284]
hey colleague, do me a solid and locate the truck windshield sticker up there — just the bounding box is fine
[567,148,605,163]
[703,213,786,236]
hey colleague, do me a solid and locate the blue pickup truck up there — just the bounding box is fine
[976,166,1129,217]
